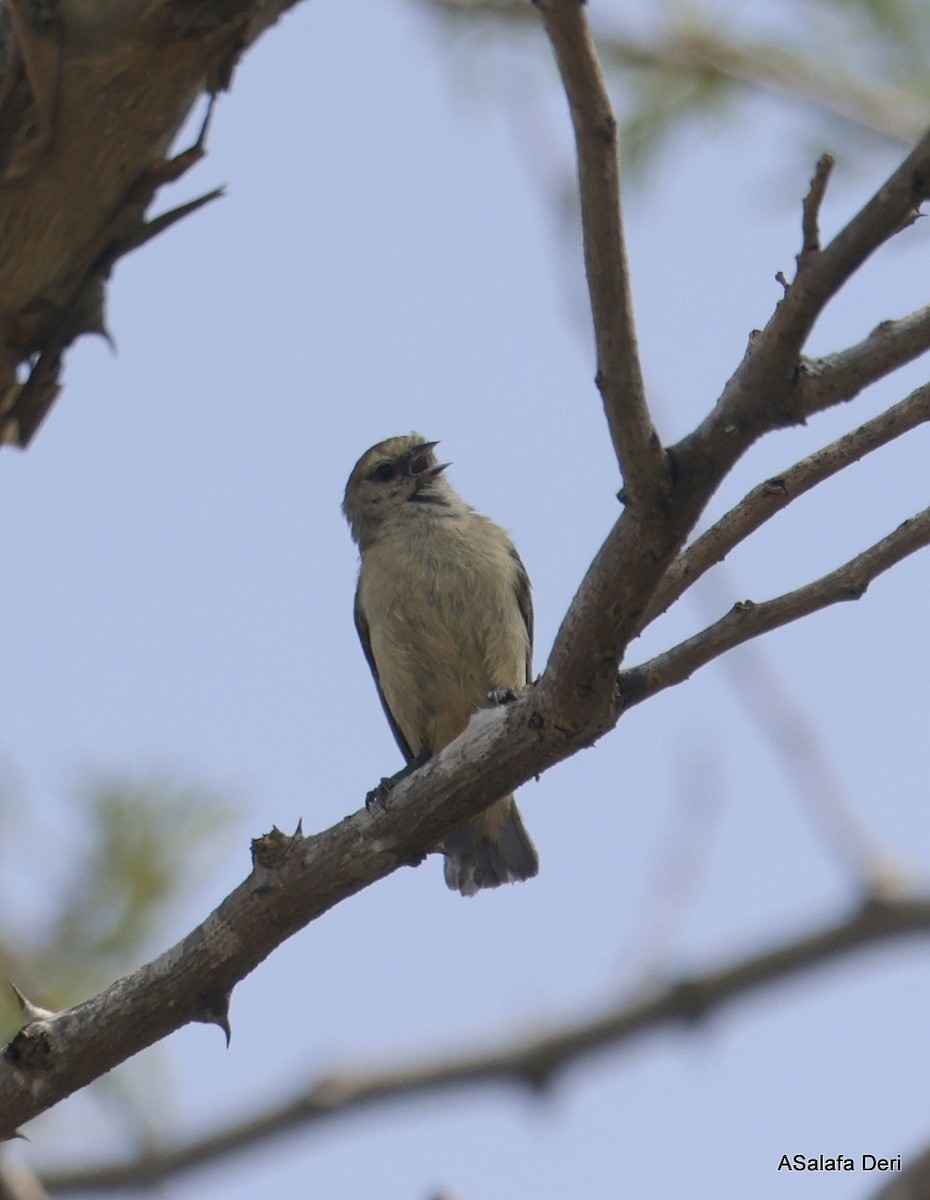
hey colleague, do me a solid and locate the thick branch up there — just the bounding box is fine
[19,478,920,1139]
[0,687,611,1138]
[544,136,930,732]
[40,893,930,1193]
[643,383,930,627]
[3,0,929,1158]
[0,0,300,448]
[623,506,930,707]
[529,139,930,737]
[533,0,669,509]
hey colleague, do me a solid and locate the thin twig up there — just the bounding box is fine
[673,129,930,485]
[541,144,930,731]
[643,383,930,627]
[796,305,930,418]
[799,152,834,260]
[532,0,669,509]
[623,505,930,707]
[38,894,930,1194]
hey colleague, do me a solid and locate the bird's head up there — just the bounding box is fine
[343,433,451,547]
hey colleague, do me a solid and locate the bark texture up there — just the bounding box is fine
[0,0,297,447]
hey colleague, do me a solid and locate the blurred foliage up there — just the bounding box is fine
[0,777,231,1033]
[423,0,930,166]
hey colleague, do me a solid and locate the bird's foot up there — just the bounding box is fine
[364,751,432,812]
[365,777,396,811]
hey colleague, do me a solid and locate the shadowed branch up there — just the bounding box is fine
[38,893,930,1194]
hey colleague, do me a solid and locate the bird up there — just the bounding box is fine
[343,433,539,896]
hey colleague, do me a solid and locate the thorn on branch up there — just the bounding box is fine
[250,824,307,890]
[192,988,232,1046]
[147,93,217,189]
[891,206,923,236]
[116,187,225,258]
[9,984,57,1026]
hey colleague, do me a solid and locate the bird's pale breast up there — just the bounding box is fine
[358,510,528,757]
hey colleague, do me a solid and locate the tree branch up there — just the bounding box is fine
[0,680,625,1139]
[38,893,930,1193]
[539,136,930,735]
[643,383,930,627]
[3,0,930,1158]
[622,505,930,707]
[14,473,923,1140]
[0,0,299,448]
[799,152,834,260]
[796,304,930,418]
[532,0,669,509]
[672,130,930,491]
[519,116,930,749]
[0,1159,50,1200]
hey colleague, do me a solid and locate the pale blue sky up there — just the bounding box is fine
[3,1,930,1197]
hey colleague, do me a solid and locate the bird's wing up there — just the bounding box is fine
[509,545,534,684]
[354,586,415,764]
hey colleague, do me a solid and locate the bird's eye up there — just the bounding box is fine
[371,462,396,483]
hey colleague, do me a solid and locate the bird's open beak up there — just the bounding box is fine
[409,441,450,478]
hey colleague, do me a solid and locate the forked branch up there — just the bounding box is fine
[3,0,930,1163]
[644,383,930,627]
[673,128,930,487]
[623,505,930,707]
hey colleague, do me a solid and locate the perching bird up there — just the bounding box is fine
[343,434,539,896]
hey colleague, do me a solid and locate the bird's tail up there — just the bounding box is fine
[443,796,539,896]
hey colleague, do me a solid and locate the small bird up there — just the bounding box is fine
[343,433,539,896]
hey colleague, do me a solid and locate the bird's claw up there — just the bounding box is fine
[488,687,519,706]
[364,752,432,812]
[365,777,396,811]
